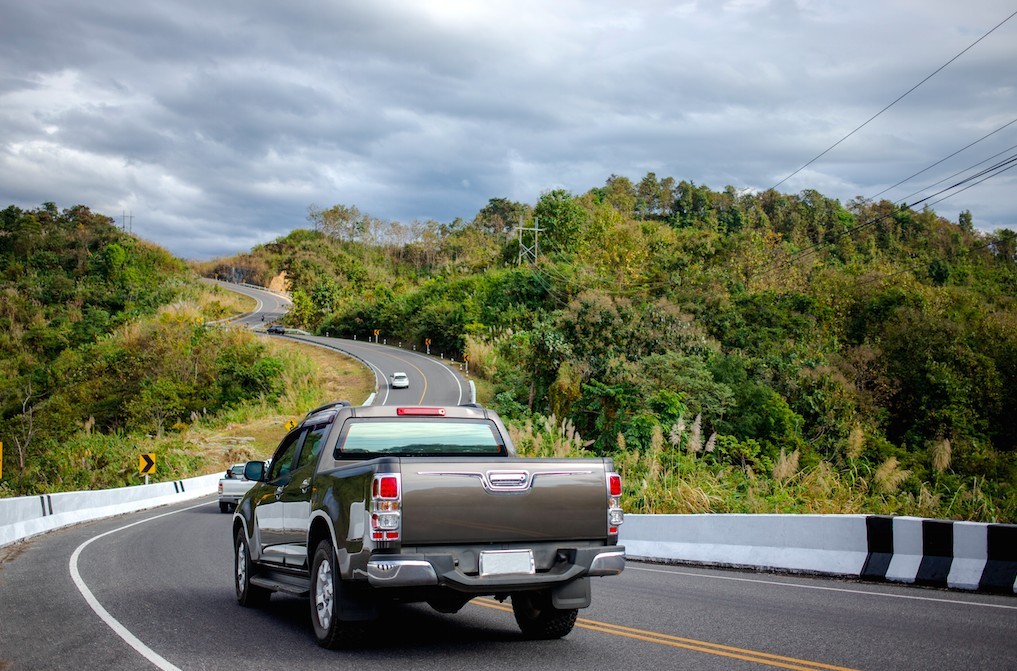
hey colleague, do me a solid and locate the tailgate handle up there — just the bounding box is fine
[300,478,311,493]
[486,470,531,491]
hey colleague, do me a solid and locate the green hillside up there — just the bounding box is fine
[0,203,324,495]
[197,177,1017,521]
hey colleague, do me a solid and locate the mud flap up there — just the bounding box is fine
[337,583,380,621]
[551,577,590,609]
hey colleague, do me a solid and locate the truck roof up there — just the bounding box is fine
[296,403,516,456]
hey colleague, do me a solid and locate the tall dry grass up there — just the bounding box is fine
[507,412,1010,522]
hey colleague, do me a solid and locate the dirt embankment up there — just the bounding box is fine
[267,271,289,295]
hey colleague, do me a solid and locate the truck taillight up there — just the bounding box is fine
[608,473,622,497]
[374,475,399,499]
[607,472,623,535]
[371,474,401,542]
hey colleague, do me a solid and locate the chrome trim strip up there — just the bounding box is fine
[589,550,626,576]
[416,469,594,492]
[366,559,438,587]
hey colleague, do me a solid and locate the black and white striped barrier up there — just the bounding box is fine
[621,514,1017,594]
[860,516,1017,593]
[0,473,221,548]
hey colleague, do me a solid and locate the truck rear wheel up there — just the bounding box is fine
[512,590,578,639]
[310,540,365,649]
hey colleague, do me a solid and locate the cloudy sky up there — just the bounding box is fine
[2,1,1015,260]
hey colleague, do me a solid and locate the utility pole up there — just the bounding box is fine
[517,217,542,265]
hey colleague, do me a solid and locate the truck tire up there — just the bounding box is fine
[219,502,230,514]
[310,540,365,649]
[511,590,578,639]
[234,529,270,607]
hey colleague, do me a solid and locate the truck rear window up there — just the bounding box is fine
[336,420,505,457]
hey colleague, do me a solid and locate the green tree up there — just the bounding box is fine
[475,198,529,234]
[532,189,588,258]
[958,210,973,232]
[994,229,1016,263]
[601,175,637,214]
[636,172,662,218]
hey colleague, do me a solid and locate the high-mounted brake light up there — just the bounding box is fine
[396,407,446,416]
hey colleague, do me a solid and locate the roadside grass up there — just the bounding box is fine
[471,377,496,406]
[0,331,376,495]
[509,413,1015,522]
[181,336,375,472]
[190,280,258,321]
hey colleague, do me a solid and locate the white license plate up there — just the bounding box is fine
[479,550,535,577]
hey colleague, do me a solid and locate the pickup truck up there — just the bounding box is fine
[232,402,625,648]
[218,464,251,513]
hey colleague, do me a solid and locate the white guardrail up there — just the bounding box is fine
[0,473,220,548]
[2,482,1014,595]
[620,513,1017,594]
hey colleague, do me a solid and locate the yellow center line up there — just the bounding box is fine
[473,599,860,671]
[364,341,429,403]
[404,357,428,404]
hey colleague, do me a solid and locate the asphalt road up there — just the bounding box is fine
[201,279,293,329]
[1,498,1015,671]
[207,280,469,407]
[281,334,469,407]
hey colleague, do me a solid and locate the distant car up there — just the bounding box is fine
[219,460,271,513]
[267,325,285,334]
[224,463,245,479]
[390,372,409,389]
[219,463,253,513]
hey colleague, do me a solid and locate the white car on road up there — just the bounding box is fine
[390,372,409,389]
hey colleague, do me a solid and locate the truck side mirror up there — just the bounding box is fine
[244,461,267,482]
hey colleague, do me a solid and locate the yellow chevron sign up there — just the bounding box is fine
[139,453,156,475]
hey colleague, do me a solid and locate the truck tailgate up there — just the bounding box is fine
[399,457,610,545]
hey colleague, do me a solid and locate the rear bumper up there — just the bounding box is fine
[365,545,625,592]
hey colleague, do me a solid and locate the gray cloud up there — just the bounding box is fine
[1,0,1015,259]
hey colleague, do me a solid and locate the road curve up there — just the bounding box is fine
[207,281,468,407]
[283,334,468,407]
[201,278,292,329]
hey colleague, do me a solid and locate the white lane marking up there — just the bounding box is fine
[282,337,388,403]
[628,565,1017,611]
[400,348,464,405]
[70,501,214,670]
[327,335,465,406]
[301,336,463,406]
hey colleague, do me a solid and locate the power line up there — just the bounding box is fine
[770,9,1017,192]
[924,158,1017,209]
[750,149,1017,279]
[869,117,1017,201]
[897,144,1017,206]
